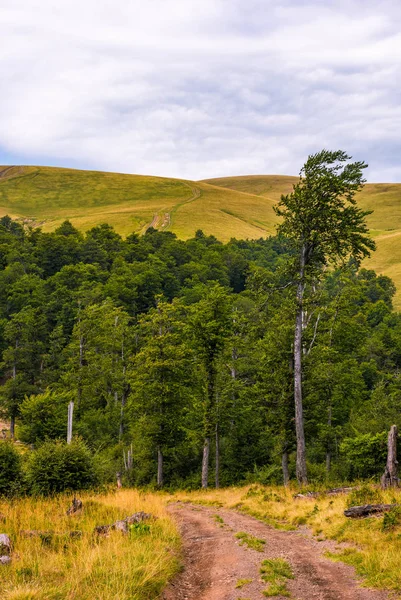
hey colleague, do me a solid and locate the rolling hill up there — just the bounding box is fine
[1,165,401,307]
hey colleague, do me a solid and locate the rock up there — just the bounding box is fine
[0,533,11,555]
[114,520,128,534]
[125,512,154,524]
[94,525,111,536]
[20,529,82,541]
[0,555,11,565]
[94,512,154,536]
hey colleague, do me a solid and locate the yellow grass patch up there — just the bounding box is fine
[0,489,180,600]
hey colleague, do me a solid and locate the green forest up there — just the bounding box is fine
[1,151,400,494]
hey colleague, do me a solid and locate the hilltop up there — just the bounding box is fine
[1,165,401,306]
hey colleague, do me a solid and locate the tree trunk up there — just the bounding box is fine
[294,246,307,484]
[344,504,398,518]
[119,390,126,438]
[326,404,332,474]
[326,451,331,474]
[381,425,399,489]
[202,437,210,488]
[282,449,290,486]
[157,446,163,488]
[10,415,15,440]
[215,425,220,488]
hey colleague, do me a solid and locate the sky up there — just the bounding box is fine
[1,0,401,181]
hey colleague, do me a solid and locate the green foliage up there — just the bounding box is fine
[19,390,71,443]
[346,484,384,508]
[382,506,401,532]
[0,441,23,496]
[129,522,151,536]
[0,156,400,491]
[26,439,97,495]
[341,433,388,480]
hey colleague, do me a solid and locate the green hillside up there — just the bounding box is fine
[1,166,401,306]
[204,175,401,309]
[0,166,277,239]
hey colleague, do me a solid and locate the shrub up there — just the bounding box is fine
[0,441,23,496]
[19,390,70,444]
[346,484,383,508]
[27,439,97,495]
[340,432,388,479]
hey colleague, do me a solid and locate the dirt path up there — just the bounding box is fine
[162,504,390,600]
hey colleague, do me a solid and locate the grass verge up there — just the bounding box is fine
[0,489,180,600]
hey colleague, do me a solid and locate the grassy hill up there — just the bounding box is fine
[1,166,401,307]
[204,175,401,308]
[0,166,277,239]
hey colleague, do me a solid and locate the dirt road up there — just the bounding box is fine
[162,504,389,600]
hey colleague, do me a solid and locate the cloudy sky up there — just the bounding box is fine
[1,0,400,181]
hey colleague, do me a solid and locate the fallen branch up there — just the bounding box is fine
[294,487,355,499]
[344,503,399,518]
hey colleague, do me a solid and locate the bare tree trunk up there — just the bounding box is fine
[294,247,308,484]
[157,446,164,488]
[215,425,220,488]
[326,404,332,475]
[201,437,210,488]
[119,390,126,438]
[10,415,15,440]
[381,425,399,489]
[326,451,331,474]
[282,449,290,486]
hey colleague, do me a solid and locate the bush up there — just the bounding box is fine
[0,441,23,496]
[346,484,383,508]
[340,432,388,480]
[27,439,97,495]
[19,390,70,444]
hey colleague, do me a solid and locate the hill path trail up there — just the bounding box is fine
[162,503,390,600]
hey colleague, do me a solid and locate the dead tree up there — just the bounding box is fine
[344,504,398,518]
[381,425,399,489]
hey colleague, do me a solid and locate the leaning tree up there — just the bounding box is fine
[275,150,375,484]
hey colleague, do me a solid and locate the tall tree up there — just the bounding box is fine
[275,150,375,483]
[190,285,231,488]
[130,300,196,487]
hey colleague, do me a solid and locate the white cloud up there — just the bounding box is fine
[0,0,400,180]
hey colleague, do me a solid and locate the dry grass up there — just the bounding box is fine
[0,489,180,600]
[170,484,401,594]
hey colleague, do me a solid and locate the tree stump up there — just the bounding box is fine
[381,425,399,489]
[67,497,83,516]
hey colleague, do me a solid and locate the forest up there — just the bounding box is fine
[1,151,400,494]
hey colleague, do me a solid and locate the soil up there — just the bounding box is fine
[162,503,390,600]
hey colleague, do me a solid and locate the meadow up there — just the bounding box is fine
[3,484,401,598]
[1,165,401,305]
[0,489,180,600]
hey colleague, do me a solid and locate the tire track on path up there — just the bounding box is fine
[162,503,390,600]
